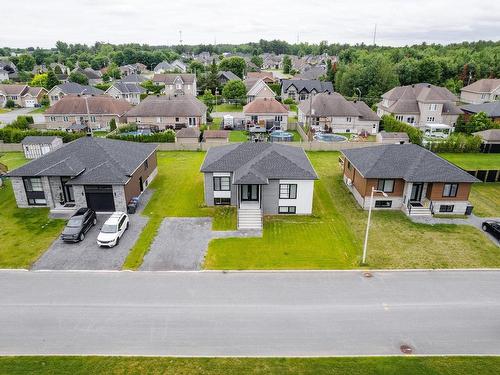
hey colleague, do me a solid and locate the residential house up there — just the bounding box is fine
[21,136,63,159]
[56,74,69,84]
[171,59,188,73]
[105,82,145,105]
[298,92,380,134]
[461,101,500,123]
[73,67,103,85]
[376,131,410,144]
[243,98,289,129]
[377,83,462,129]
[0,69,9,82]
[44,95,132,130]
[49,63,70,75]
[154,61,175,74]
[22,86,48,107]
[281,80,333,102]
[218,71,241,86]
[261,54,282,70]
[203,130,229,143]
[245,79,276,103]
[176,127,201,144]
[6,137,157,213]
[120,73,147,84]
[152,74,197,96]
[460,79,500,104]
[0,84,47,108]
[125,94,207,129]
[246,71,277,84]
[200,142,318,229]
[293,66,327,80]
[472,129,500,154]
[0,60,17,80]
[341,144,479,216]
[47,82,104,106]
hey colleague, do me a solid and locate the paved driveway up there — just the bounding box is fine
[0,108,44,124]
[140,217,260,271]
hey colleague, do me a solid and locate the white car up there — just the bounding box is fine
[96,212,129,248]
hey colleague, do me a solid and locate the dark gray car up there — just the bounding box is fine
[61,208,97,242]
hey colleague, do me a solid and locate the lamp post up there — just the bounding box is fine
[355,87,361,101]
[361,186,388,265]
[215,88,219,109]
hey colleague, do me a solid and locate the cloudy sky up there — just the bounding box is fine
[2,0,499,48]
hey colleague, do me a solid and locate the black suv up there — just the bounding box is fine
[482,220,500,241]
[61,208,97,242]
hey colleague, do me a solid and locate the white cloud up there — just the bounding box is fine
[1,0,499,47]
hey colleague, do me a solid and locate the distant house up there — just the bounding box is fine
[243,98,289,129]
[203,130,229,143]
[154,61,175,74]
[6,137,157,213]
[292,66,327,80]
[460,79,500,104]
[472,129,500,154]
[200,142,318,229]
[22,87,48,108]
[120,73,147,84]
[218,71,241,85]
[0,84,47,108]
[341,144,479,216]
[0,69,9,82]
[377,83,462,129]
[176,127,201,144]
[44,95,132,130]
[21,136,63,159]
[152,74,197,96]
[125,95,207,129]
[171,59,188,73]
[262,54,282,70]
[47,82,104,106]
[281,79,333,102]
[376,131,410,144]
[246,71,276,84]
[298,92,380,134]
[245,79,276,103]
[461,101,500,123]
[105,82,145,105]
[73,67,103,85]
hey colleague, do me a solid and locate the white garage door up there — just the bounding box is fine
[25,99,36,108]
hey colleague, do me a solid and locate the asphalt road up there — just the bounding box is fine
[1,270,500,356]
[0,108,44,124]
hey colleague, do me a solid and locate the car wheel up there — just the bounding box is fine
[79,233,85,241]
[482,225,488,231]
[93,218,97,225]
[116,237,120,246]
[126,222,129,230]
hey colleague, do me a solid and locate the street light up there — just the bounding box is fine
[361,186,388,265]
[355,87,361,101]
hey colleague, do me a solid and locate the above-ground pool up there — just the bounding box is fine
[270,130,293,142]
[314,133,348,142]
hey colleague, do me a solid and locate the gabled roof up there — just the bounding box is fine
[461,101,500,118]
[461,79,500,93]
[152,73,196,85]
[107,82,145,94]
[21,136,61,145]
[73,67,101,80]
[0,84,28,95]
[7,137,157,185]
[125,94,206,117]
[243,98,288,114]
[281,80,333,94]
[120,73,147,83]
[25,86,46,97]
[246,79,275,97]
[176,127,200,138]
[472,129,500,142]
[52,82,104,96]
[203,130,229,139]
[201,142,318,184]
[45,95,132,116]
[219,71,241,81]
[342,144,479,183]
[154,61,175,72]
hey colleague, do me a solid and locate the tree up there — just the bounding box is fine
[141,80,164,95]
[396,58,420,86]
[109,118,117,131]
[222,80,247,103]
[17,54,36,71]
[46,70,60,90]
[107,62,121,79]
[219,56,246,79]
[326,59,336,84]
[5,99,15,108]
[282,55,292,74]
[53,65,63,74]
[200,89,215,113]
[198,59,220,93]
[188,60,205,76]
[69,71,88,85]
[417,57,442,85]
[250,55,263,69]
[30,73,48,89]
[464,112,498,134]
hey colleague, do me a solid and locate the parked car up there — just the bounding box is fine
[96,212,129,248]
[482,220,500,241]
[61,208,97,242]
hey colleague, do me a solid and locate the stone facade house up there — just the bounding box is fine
[152,74,197,96]
[460,79,500,104]
[6,137,158,213]
[245,79,276,103]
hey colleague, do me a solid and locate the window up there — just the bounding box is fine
[481,93,488,99]
[90,116,96,122]
[279,184,297,199]
[407,116,415,124]
[395,115,404,121]
[275,115,283,122]
[63,116,69,122]
[427,116,435,122]
[213,176,230,191]
[156,117,162,123]
[23,177,46,206]
[429,104,438,111]
[214,197,230,205]
[144,159,149,170]
[50,116,56,122]
[377,179,395,193]
[175,117,180,122]
[439,205,454,213]
[278,206,296,214]
[347,161,352,171]
[375,200,392,208]
[176,83,182,90]
[443,183,458,197]
[346,117,352,123]
[251,115,258,122]
[189,117,196,126]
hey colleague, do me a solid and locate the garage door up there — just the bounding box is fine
[25,100,36,108]
[84,185,115,212]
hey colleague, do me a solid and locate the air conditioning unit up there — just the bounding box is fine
[346,178,352,186]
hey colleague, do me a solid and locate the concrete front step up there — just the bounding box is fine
[238,208,263,229]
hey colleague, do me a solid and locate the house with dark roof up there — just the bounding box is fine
[47,82,104,106]
[120,73,147,84]
[460,79,500,104]
[201,142,318,229]
[245,78,276,103]
[243,97,289,129]
[281,80,333,102]
[176,127,201,144]
[125,94,207,129]
[21,136,63,159]
[105,81,145,105]
[217,71,241,86]
[6,137,158,213]
[73,67,103,85]
[461,101,500,123]
[341,144,479,216]
[472,129,500,154]
[299,92,380,134]
[152,74,197,96]
[377,83,462,129]
[292,66,327,80]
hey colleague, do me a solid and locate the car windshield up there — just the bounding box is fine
[101,223,118,233]
[67,217,83,228]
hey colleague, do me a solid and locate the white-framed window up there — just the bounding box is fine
[346,117,352,123]
[443,183,458,197]
[429,104,438,111]
[427,116,435,122]
[90,116,96,122]
[188,117,196,126]
[481,93,488,99]
[213,176,230,191]
[395,115,404,121]
[279,184,297,199]
[278,206,296,214]
[275,115,283,122]
[176,84,182,90]
[407,116,415,124]
[63,116,68,122]
[50,116,56,122]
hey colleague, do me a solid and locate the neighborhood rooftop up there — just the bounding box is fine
[125,94,206,117]
[21,136,60,144]
[7,137,157,185]
[45,95,132,115]
[281,79,333,93]
[201,142,318,184]
[461,101,500,117]
[342,144,479,183]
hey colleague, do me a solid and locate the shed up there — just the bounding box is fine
[176,127,200,144]
[21,136,63,159]
[376,131,410,144]
[203,130,229,143]
[472,129,500,153]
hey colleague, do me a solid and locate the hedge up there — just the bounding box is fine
[0,128,85,143]
[107,129,175,143]
[380,115,423,145]
[427,133,482,153]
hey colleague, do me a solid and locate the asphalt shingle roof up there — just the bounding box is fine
[21,136,60,144]
[45,95,132,116]
[461,79,500,93]
[281,80,333,94]
[462,102,500,118]
[7,137,157,185]
[342,144,479,183]
[201,142,318,184]
[55,82,104,96]
[126,95,206,117]
[219,71,241,81]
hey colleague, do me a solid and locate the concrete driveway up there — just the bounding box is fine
[140,217,260,271]
[0,108,44,124]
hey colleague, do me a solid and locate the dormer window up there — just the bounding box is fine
[429,104,438,111]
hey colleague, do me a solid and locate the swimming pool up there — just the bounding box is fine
[314,133,348,142]
[270,130,293,142]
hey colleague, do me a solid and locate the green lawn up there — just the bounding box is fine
[1,356,499,375]
[92,130,109,138]
[205,152,499,270]
[214,103,243,112]
[0,108,12,114]
[470,183,500,217]
[439,153,500,170]
[122,151,236,270]
[0,153,65,268]
[229,130,248,142]
[206,117,222,130]
[29,106,47,114]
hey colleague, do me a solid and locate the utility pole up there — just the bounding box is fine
[373,24,377,46]
[179,30,183,45]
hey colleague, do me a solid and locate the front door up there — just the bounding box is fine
[139,176,144,192]
[61,177,75,203]
[241,184,259,202]
[410,183,423,202]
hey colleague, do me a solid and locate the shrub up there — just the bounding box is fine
[427,133,482,153]
[40,96,50,107]
[380,115,423,145]
[283,98,297,105]
[0,128,84,143]
[109,118,117,131]
[117,123,138,133]
[5,99,15,108]
[108,129,175,143]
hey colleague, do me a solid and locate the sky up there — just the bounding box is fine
[2,0,500,48]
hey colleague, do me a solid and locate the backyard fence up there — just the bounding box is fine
[467,169,500,182]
